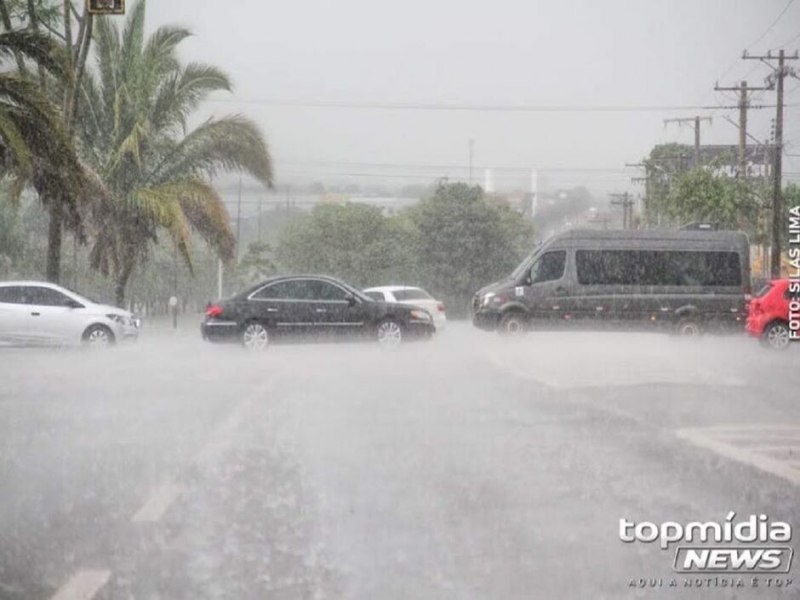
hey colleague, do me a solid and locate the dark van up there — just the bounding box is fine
[472,229,750,336]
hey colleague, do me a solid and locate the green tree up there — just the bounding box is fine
[662,168,760,233]
[408,182,535,316]
[276,202,418,287]
[78,1,273,306]
[642,143,693,225]
[232,241,277,289]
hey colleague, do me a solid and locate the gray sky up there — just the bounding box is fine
[143,0,800,194]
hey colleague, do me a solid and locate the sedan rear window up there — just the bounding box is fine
[392,288,432,301]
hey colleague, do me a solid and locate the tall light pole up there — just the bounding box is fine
[468,138,475,185]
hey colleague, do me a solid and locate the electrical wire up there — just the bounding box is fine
[203,97,793,113]
[714,0,797,87]
[748,0,796,49]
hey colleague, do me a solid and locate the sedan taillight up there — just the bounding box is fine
[206,304,223,318]
[437,303,445,312]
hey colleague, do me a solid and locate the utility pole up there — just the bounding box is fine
[235,174,242,262]
[664,116,713,167]
[610,192,634,229]
[257,194,263,242]
[217,259,223,300]
[626,162,648,225]
[714,80,772,179]
[468,138,475,185]
[743,49,799,277]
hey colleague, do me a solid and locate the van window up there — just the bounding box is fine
[531,251,566,284]
[576,250,741,286]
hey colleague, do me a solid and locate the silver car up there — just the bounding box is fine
[0,281,139,347]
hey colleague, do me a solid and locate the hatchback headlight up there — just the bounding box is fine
[410,309,432,321]
[107,313,136,326]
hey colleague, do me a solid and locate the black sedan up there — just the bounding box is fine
[201,275,436,350]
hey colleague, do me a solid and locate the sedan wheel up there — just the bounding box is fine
[242,322,269,351]
[83,325,114,348]
[377,319,403,348]
[764,321,791,351]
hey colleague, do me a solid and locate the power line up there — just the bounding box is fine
[269,170,638,181]
[202,97,788,113]
[714,0,797,86]
[275,160,636,173]
[777,30,800,48]
[748,0,796,49]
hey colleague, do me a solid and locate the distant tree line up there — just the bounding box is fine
[272,182,536,317]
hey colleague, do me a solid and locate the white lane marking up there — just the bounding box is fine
[676,427,800,486]
[131,483,183,523]
[50,570,110,600]
[193,391,265,467]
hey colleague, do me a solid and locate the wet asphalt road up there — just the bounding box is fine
[1,323,799,599]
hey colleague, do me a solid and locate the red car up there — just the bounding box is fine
[746,278,798,350]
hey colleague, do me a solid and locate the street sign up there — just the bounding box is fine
[86,0,125,15]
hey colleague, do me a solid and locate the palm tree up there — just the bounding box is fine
[78,0,273,306]
[0,28,85,218]
[1,1,101,284]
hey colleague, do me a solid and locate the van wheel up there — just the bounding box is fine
[762,321,791,351]
[498,312,527,336]
[675,318,701,337]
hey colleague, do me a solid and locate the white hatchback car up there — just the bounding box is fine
[362,285,446,331]
[0,281,139,347]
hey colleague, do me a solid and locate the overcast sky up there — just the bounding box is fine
[143,0,800,194]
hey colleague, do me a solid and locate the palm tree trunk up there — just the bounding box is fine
[45,196,63,283]
[114,254,135,308]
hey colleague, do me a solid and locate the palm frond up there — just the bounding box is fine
[0,30,66,78]
[130,183,193,268]
[120,0,146,78]
[152,115,273,187]
[0,109,33,181]
[93,7,122,130]
[151,63,231,134]
[174,178,234,261]
[141,25,190,76]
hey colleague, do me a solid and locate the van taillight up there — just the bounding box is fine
[206,304,223,318]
